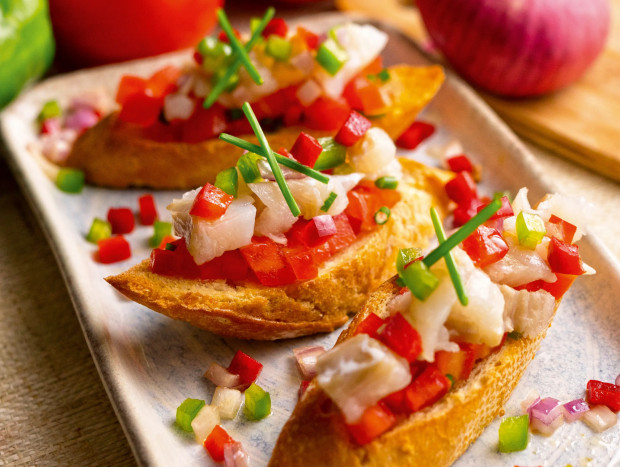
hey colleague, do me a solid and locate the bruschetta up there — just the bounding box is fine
[270,188,591,465]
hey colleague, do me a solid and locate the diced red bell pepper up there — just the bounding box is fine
[345,182,401,233]
[228,350,264,389]
[150,248,179,275]
[284,104,304,127]
[309,241,333,266]
[138,194,158,225]
[452,198,485,228]
[346,403,396,445]
[204,425,235,462]
[434,349,471,382]
[296,26,319,50]
[219,249,251,282]
[547,215,577,244]
[254,85,300,120]
[287,218,331,248]
[326,213,356,254]
[342,77,388,116]
[180,103,227,143]
[281,244,319,281]
[150,238,201,279]
[262,17,288,38]
[587,380,620,411]
[115,75,147,106]
[107,207,135,234]
[193,50,203,65]
[189,183,234,220]
[290,132,324,168]
[362,56,384,75]
[395,121,435,150]
[476,196,513,220]
[517,273,576,300]
[378,313,422,363]
[446,154,474,173]
[381,362,428,414]
[302,96,350,132]
[157,234,177,250]
[147,65,181,98]
[445,171,478,205]
[404,365,451,413]
[98,236,131,264]
[354,313,385,338]
[117,91,162,127]
[461,224,509,268]
[335,111,372,147]
[547,237,585,275]
[240,237,296,286]
[218,28,241,43]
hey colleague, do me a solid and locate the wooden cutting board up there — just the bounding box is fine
[336,0,620,183]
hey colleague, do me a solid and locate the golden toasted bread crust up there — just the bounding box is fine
[66,65,444,189]
[105,159,451,340]
[270,279,557,466]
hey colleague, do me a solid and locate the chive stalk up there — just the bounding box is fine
[320,192,338,212]
[216,9,262,85]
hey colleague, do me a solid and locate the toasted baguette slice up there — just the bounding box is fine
[66,65,444,189]
[270,281,561,466]
[105,159,451,340]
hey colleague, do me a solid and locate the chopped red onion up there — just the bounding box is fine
[293,346,326,380]
[64,108,100,134]
[224,442,251,467]
[204,363,241,388]
[313,216,337,238]
[582,405,618,433]
[41,117,61,135]
[530,414,564,437]
[521,389,540,414]
[530,397,562,425]
[562,398,589,422]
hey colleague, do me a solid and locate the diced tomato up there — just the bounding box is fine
[547,237,585,275]
[346,403,396,445]
[138,194,158,225]
[296,26,319,50]
[240,237,296,286]
[587,380,620,411]
[404,365,451,413]
[395,121,435,150]
[335,111,372,147]
[180,103,227,143]
[287,218,331,248]
[517,273,577,300]
[193,50,203,65]
[446,154,474,173]
[378,313,422,363]
[228,350,264,389]
[150,248,179,275]
[219,249,251,282]
[362,56,383,75]
[476,196,513,220]
[354,313,385,338]
[150,238,201,278]
[452,198,485,227]
[98,236,131,264]
[326,213,356,254]
[157,234,177,250]
[115,75,147,106]
[204,425,235,462]
[282,244,319,281]
[343,76,365,111]
[345,182,401,233]
[342,76,387,116]
[461,224,509,268]
[434,349,470,382]
[309,241,333,266]
[107,207,135,234]
[302,96,350,132]
[262,17,288,38]
[283,104,304,127]
[117,91,162,127]
[445,171,478,205]
[547,215,577,244]
[254,86,300,120]
[290,132,324,168]
[189,183,234,220]
[218,28,241,43]
[147,65,181,98]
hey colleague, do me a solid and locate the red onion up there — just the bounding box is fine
[313,215,337,237]
[417,0,611,97]
[530,397,562,425]
[530,414,564,436]
[582,404,618,432]
[64,107,100,134]
[224,442,251,467]
[204,363,241,388]
[562,398,589,422]
[293,346,326,380]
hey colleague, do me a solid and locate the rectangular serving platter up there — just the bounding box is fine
[1,13,619,467]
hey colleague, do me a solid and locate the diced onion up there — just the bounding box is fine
[224,442,251,467]
[293,346,326,380]
[521,390,540,414]
[191,405,220,443]
[530,413,564,437]
[313,215,337,237]
[296,79,322,106]
[290,50,315,75]
[582,405,618,433]
[562,398,590,422]
[204,363,241,388]
[164,93,196,121]
[211,387,243,420]
[530,397,562,425]
[64,107,100,133]
[40,129,78,164]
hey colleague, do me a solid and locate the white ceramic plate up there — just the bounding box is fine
[2,13,619,467]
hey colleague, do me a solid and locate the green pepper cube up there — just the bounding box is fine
[399,259,439,301]
[86,218,112,244]
[314,137,347,171]
[150,220,172,247]
[55,168,85,193]
[498,414,529,452]
[197,37,233,74]
[250,17,263,34]
[316,38,348,76]
[38,100,61,123]
[265,36,292,62]
[516,211,546,249]
[375,176,398,190]
[176,398,206,432]
[396,247,423,274]
[244,383,271,421]
[215,167,239,197]
[237,153,263,184]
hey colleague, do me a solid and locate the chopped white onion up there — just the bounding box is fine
[211,387,243,420]
[562,398,590,422]
[163,93,195,121]
[291,50,316,75]
[257,160,306,181]
[521,389,541,414]
[293,346,326,380]
[582,405,618,432]
[204,363,241,388]
[191,405,220,443]
[40,129,78,164]
[224,442,251,467]
[296,79,322,106]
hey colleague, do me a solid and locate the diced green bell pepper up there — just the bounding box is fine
[37,99,61,123]
[244,383,271,420]
[399,259,439,301]
[314,137,347,171]
[55,168,85,193]
[375,176,398,190]
[498,414,529,452]
[197,36,233,74]
[516,211,546,249]
[316,38,348,76]
[237,153,263,184]
[176,398,206,432]
[396,247,423,273]
[214,167,239,197]
[86,218,112,244]
[149,220,172,248]
[265,35,292,62]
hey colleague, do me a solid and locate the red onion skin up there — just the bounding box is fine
[417,0,611,97]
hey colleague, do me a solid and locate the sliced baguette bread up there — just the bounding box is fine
[66,65,444,189]
[105,158,451,340]
[270,277,560,466]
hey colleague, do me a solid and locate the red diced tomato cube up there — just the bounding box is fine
[587,380,620,411]
[180,104,227,143]
[346,403,396,445]
[115,75,147,106]
[378,313,422,362]
[517,273,576,300]
[262,17,288,38]
[547,215,577,244]
[219,249,250,281]
[254,86,299,120]
[98,236,131,264]
[150,239,201,278]
[395,121,435,149]
[240,237,296,286]
[434,349,469,381]
[476,196,514,220]
[297,26,319,50]
[335,111,372,147]
[197,256,224,280]
[445,171,478,205]
[446,154,474,173]
[218,28,241,43]
[287,218,328,248]
[147,65,181,98]
[282,245,319,281]
[290,132,324,167]
[302,96,350,132]
[228,350,263,388]
[326,213,356,254]
[404,365,451,413]
[284,104,304,127]
[342,76,388,116]
[150,248,179,275]
[354,313,385,338]
[189,183,234,220]
[547,237,585,275]
[157,234,177,250]
[107,207,135,234]
[362,56,383,75]
[452,198,485,227]
[138,194,158,225]
[117,91,162,127]
[462,224,509,268]
[204,425,235,462]
[308,241,332,266]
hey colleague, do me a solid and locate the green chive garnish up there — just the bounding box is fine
[375,176,398,190]
[219,133,329,184]
[242,102,300,216]
[320,192,338,212]
[217,9,262,85]
[204,7,274,108]
[430,207,468,306]
[374,206,391,225]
